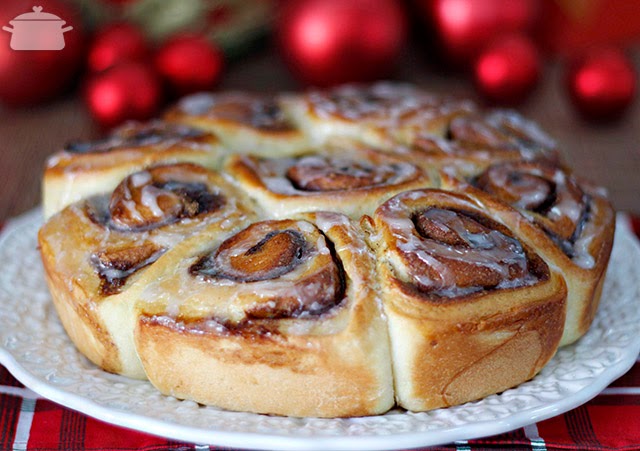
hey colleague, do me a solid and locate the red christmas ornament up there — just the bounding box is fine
[0,0,84,107]
[422,0,539,67]
[154,33,224,97]
[84,61,163,128]
[566,47,637,121]
[88,22,149,73]
[474,34,541,105]
[276,0,407,87]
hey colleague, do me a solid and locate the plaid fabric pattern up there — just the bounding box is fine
[1,219,640,450]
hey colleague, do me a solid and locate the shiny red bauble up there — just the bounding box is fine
[566,47,637,122]
[423,0,539,67]
[154,34,224,96]
[0,0,84,106]
[84,61,163,128]
[88,22,149,73]
[474,34,541,105]
[277,0,407,87]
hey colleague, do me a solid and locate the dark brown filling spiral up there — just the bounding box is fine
[91,242,165,295]
[401,208,544,298]
[285,156,403,191]
[376,193,549,300]
[473,162,590,257]
[106,165,224,232]
[194,229,309,282]
[190,220,345,319]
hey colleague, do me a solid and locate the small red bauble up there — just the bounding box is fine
[474,34,541,105]
[423,0,539,67]
[566,47,637,122]
[154,34,224,96]
[276,0,407,87]
[84,61,163,128]
[0,0,84,107]
[88,22,149,73]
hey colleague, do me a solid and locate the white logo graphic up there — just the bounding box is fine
[3,6,73,51]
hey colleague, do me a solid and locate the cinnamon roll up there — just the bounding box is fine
[134,212,394,417]
[455,161,615,345]
[38,163,256,378]
[225,141,440,219]
[43,120,225,219]
[447,110,561,163]
[401,109,563,178]
[164,91,308,156]
[363,189,567,411]
[281,82,475,149]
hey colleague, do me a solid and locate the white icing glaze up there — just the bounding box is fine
[140,185,170,218]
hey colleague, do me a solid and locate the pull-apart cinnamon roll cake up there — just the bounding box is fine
[39,82,615,418]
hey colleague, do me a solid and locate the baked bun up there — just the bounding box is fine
[362,189,566,411]
[134,212,394,417]
[404,109,563,177]
[43,120,225,219]
[281,82,475,149]
[447,161,615,345]
[39,163,256,378]
[225,139,440,218]
[164,91,308,156]
[39,82,615,418]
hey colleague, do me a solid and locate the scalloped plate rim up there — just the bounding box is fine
[0,208,639,451]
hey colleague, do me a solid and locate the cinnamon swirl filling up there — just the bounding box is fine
[92,243,165,295]
[90,164,224,232]
[473,162,590,260]
[377,191,547,300]
[190,220,345,319]
[285,156,414,191]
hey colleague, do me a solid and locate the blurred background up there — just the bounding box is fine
[0,0,639,220]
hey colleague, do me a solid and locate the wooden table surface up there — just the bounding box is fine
[1,45,639,221]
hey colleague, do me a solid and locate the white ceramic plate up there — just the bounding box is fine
[1,210,639,451]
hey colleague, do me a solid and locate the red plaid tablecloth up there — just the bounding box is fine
[2,218,640,451]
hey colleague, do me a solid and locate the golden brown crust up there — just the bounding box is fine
[40,241,122,374]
